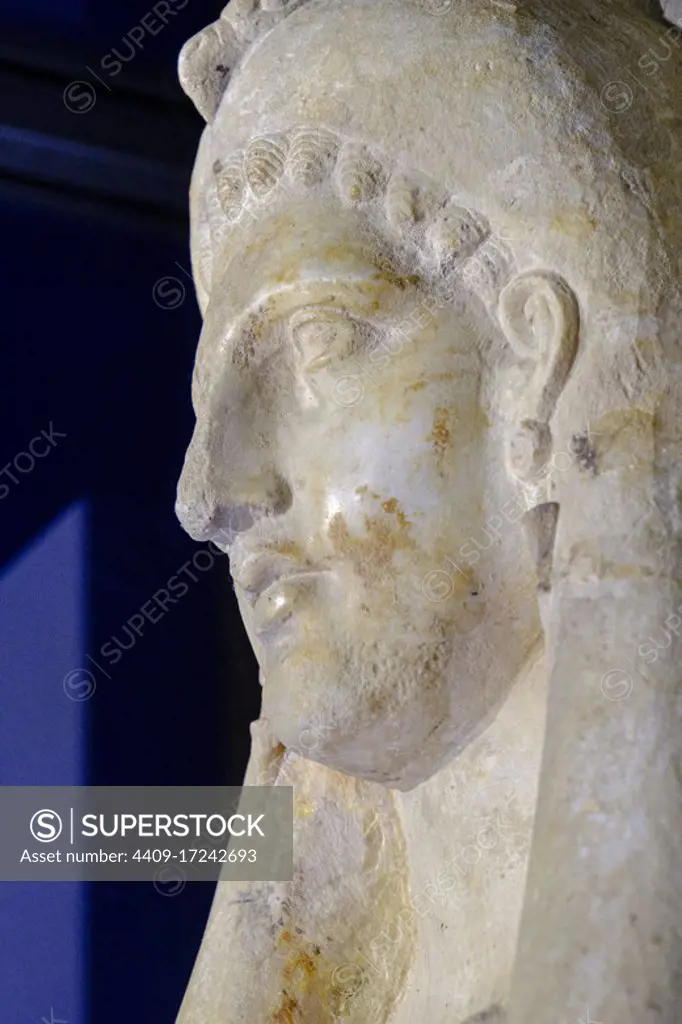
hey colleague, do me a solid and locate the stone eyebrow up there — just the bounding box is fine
[286,306,356,332]
[222,295,354,372]
[237,284,379,339]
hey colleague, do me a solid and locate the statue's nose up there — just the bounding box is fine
[175,417,292,544]
[175,421,223,541]
[175,471,228,544]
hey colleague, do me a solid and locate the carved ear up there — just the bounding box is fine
[498,270,580,425]
[499,272,580,589]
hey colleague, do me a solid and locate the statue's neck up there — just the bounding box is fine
[176,649,547,1024]
[386,644,547,1022]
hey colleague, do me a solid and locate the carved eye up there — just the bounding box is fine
[288,309,359,372]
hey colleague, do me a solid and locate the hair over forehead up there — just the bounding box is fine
[183,0,682,322]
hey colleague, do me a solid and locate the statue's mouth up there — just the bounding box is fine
[232,550,331,634]
[249,571,329,634]
[232,551,304,597]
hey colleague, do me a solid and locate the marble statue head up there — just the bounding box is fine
[176,0,682,790]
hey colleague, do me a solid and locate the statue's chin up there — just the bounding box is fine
[269,727,463,791]
[261,670,478,790]
[256,599,533,786]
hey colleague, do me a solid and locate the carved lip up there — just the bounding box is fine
[251,571,328,634]
[231,550,330,633]
[232,552,307,602]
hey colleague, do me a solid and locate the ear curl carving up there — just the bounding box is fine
[499,271,581,593]
[498,271,580,425]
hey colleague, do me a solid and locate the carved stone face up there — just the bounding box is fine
[174,0,676,793]
[174,0,651,789]
[177,191,541,789]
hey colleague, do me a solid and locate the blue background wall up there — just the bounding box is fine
[0,3,261,1021]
